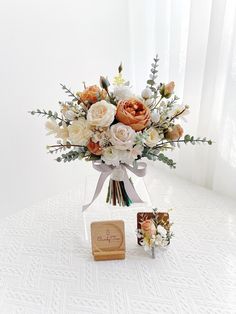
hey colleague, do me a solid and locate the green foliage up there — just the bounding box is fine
[29,109,66,123]
[147,54,159,96]
[60,83,79,102]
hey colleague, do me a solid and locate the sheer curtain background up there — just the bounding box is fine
[0,0,235,217]
[129,0,236,199]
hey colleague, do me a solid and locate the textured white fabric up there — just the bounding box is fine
[0,165,235,313]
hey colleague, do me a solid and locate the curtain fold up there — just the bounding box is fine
[128,0,236,199]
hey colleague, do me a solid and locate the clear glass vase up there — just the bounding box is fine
[82,172,152,241]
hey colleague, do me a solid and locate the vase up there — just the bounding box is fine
[82,172,152,241]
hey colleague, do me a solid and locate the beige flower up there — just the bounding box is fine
[87,100,116,128]
[145,127,161,147]
[68,118,92,145]
[110,123,135,150]
[45,118,69,144]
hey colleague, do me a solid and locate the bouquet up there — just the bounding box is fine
[30,55,212,210]
[137,209,173,258]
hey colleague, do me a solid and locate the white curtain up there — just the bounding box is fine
[128,0,236,199]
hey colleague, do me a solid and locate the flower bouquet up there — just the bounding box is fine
[137,209,173,258]
[30,55,212,210]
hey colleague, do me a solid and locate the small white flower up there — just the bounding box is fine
[101,146,120,166]
[145,127,161,148]
[68,118,92,146]
[110,123,135,150]
[64,110,77,121]
[141,87,152,100]
[87,100,116,128]
[150,109,160,123]
[113,86,133,100]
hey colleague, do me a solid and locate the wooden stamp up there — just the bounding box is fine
[90,220,125,261]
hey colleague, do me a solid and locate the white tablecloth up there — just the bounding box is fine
[0,166,236,314]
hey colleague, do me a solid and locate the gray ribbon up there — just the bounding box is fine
[82,160,147,211]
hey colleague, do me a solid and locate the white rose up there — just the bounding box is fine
[145,127,161,147]
[101,146,120,166]
[113,86,133,100]
[68,118,92,145]
[141,88,152,100]
[87,100,116,127]
[110,123,135,150]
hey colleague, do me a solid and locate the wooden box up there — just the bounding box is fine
[90,220,125,261]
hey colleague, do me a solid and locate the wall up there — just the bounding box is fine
[0,0,135,218]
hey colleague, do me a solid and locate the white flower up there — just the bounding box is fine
[101,146,120,166]
[87,100,116,127]
[117,144,143,165]
[64,110,77,121]
[145,127,161,147]
[151,109,160,123]
[110,123,135,150]
[141,88,152,100]
[45,118,69,144]
[113,86,133,100]
[170,104,190,121]
[68,118,92,146]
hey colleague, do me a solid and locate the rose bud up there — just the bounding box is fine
[99,76,110,92]
[164,124,184,140]
[160,81,175,98]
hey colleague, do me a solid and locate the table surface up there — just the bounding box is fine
[0,165,236,314]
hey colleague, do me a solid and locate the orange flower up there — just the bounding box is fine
[116,98,150,131]
[78,85,107,105]
[141,219,156,237]
[165,124,183,140]
[87,139,103,156]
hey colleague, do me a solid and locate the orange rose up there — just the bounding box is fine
[141,220,156,237]
[78,85,107,105]
[87,139,103,156]
[165,124,183,140]
[116,98,150,131]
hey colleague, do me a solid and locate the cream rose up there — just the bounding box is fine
[68,118,92,145]
[87,100,116,127]
[145,127,161,148]
[110,123,135,150]
[101,146,120,166]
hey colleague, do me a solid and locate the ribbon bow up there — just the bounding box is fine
[82,161,147,211]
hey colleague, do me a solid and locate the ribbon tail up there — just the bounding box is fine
[82,171,111,212]
[122,166,144,203]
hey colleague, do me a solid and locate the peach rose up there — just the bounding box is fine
[160,81,175,98]
[141,220,156,237]
[116,98,150,131]
[87,139,103,156]
[78,85,107,105]
[164,124,183,140]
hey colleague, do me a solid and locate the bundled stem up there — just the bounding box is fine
[106,179,133,207]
